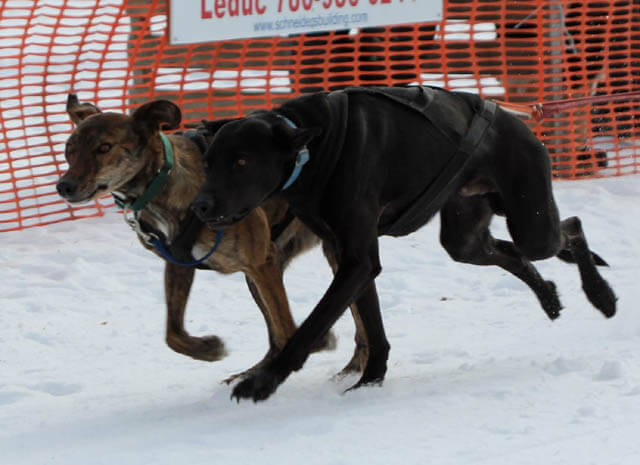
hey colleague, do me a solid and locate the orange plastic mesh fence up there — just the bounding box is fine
[1,0,639,232]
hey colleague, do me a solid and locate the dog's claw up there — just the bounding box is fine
[230,367,284,403]
[343,377,384,394]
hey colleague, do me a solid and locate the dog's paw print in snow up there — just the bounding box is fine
[594,361,625,381]
[28,382,82,397]
[625,385,640,396]
[0,388,31,406]
[543,357,588,376]
[411,352,439,365]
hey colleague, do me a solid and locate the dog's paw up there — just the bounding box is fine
[230,367,284,403]
[584,279,617,319]
[344,376,384,394]
[331,364,361,383]
[168,334,227,362]
[541,280,562,321]
[188,335,228,362]
[342,357,387,392]
[331,348,366,381]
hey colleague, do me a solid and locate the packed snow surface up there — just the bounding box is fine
[1,176,639,465]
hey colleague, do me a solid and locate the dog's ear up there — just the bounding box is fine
[273,122,321,153]
[202,118,237,136]
[132,100,182,131]
[66,94,101,126]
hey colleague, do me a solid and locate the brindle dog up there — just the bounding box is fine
[56,95,342,383]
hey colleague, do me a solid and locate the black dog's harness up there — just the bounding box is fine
[358,87,498,236]
[389,95,497,236]
[276,86,498,237]
[114,131,224,268]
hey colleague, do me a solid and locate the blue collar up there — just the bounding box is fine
[278,114,310,190]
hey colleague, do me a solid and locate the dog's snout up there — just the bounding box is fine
[191,196,216,221]
[56,178,78,199]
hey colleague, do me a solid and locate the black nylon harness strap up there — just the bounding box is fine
[383,98,498,237]
[344,86,456,145]
[459,99,498,155]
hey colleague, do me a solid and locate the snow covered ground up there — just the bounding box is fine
[1,175,639,465]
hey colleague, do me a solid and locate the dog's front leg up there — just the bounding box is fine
[232,226,386,402]
[164,262,227,361]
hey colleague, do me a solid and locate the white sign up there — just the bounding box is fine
[169,0,443,44]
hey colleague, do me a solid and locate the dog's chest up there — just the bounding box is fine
[141,206,176,239]
[190,242,226,272]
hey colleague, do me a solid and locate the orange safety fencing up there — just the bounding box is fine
[1,0,639,232]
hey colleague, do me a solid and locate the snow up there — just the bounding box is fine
[1,175,640,465]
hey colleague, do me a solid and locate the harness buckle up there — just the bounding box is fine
[123,206,158,246]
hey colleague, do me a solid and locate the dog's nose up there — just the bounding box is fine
[191,197,215,221]
[56,179,78,199]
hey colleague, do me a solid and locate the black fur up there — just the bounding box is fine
[193,86,617,402]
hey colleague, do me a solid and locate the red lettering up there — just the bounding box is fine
[201,0,212,18]
[214,0,225,18]
[229,0,239,16]
[205,0,267,18]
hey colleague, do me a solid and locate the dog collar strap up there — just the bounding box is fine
[278,114,310,190]
[151,229,224,267]
[114,131,174,211]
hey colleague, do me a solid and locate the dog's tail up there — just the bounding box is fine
[557,248,609,267]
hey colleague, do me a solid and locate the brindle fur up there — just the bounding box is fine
[56,95,339,383]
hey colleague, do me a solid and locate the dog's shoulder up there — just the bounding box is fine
[280,91,331,116]
[174,127,210,155]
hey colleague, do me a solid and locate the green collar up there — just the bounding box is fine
[114,131,174,212]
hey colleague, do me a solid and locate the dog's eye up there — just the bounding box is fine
[97,143,112,154]
[237,158,247,167]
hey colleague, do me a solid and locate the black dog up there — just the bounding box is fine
[192,86,617,402]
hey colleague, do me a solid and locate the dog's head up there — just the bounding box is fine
[192,114,319,227]
[56,94,181,203]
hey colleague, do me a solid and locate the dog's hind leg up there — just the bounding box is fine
[343,280,390,391]
[164,263,227,361]
[557,216,616,318]
[489,128,616,317]
[440,195,563,320]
